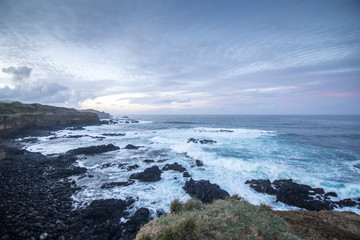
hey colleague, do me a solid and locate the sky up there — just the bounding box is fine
[0,0,359,114]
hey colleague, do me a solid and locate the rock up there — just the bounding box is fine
[187,138,217,144]
[162,162,186,172]
[124,208,150,234]
[183,172,191,178]
[218,129,234,132]
[124,144,140,150]
[324,192,338,199]
[143,159,155,163]
[246,179,335,211]
[101,180,135,189]
[245,179,277,195]
[130,166,162,182]
[274,180,333,211]
[0,140,5,160]
[101,163,116,169]
[126,164,139,171]
[183,178,230,203]
[195,160,204,167]
[39,233,48,240]
[65,144,119,155]
[65,126,85,130]
[337,198,357,207]
[312,188,325,195]
[83,199,130,224]
[102,133,126,136]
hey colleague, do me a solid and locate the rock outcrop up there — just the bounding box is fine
[0,102,100,138]
[245,179,360,211]
[162,162,186,172]
[183,178,230,203]
[130,166,162,182]
[65,144,120,156]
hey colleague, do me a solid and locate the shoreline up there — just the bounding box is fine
[1,125,360,239]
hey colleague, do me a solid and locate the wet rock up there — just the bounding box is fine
[65,126,85,130]
[195,160,204,167]
[65,144,119,156]
[187,138,217,144]
[101,180,135,189]
[183,178,230,203]
[83,199,130,224]
[102,133,126,137]
[245,179,277,195]
[130,166,162,182]
[124,208,150,235]
[183,172,191,178]
[337,198,357,207]
[324,192,338,199]
[126,164,139,171]
[20,137,38,143]
[218,129,234,132]
[162,162,186,172]
[124,144,140,150]
[143,159,155,163]
[246,179,335,211]
[100,163,116,169]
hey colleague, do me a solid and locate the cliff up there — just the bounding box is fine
[0,102,100,138]
[79,109,112,119]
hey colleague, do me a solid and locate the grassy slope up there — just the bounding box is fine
[137,197,360,240]
[136,198,298,240]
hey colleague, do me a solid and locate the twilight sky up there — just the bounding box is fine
[0,0,359,114]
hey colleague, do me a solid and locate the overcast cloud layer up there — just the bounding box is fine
[0,0,359,114]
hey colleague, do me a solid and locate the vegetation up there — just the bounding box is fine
[136,197,298,240]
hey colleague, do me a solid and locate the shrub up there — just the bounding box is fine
[170,199,183,214]
[260,203,273,212]
[183,198,203,211]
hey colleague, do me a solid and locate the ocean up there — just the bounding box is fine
[23,115,360,215]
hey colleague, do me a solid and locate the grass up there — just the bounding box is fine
[136,198,299,240]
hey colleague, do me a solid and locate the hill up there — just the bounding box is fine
[0,101,100,138]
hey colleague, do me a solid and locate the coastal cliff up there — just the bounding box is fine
[0,101,100,138]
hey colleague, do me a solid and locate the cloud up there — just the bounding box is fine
[0,79,69,103]
[2,66,32,81]
[0,65,70,104]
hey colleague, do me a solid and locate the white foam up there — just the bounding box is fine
[23,124,360,215]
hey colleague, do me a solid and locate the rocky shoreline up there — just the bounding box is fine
[1,124,360,239]
[0,141,151,240]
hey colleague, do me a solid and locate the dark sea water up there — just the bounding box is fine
[24,115,360,215]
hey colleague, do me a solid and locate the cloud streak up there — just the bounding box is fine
[0,0,359,114]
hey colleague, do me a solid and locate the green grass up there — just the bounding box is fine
[136,198,299,240]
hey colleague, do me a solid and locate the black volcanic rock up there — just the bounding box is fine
[187,138,217,144]
[130,166,162,182]
[183,178,229,203]
[245,179,277,195]
[102,133,126,137]
[123,208,150,238]
[183,172,191,178]
[195,160,204,167]
[65,144,119,156]
[143,159,155,163]
[83,199,130,224]
[162,162,186,172]
[124,144,140,150]
[245,179,334,211]
[101,180,135,189]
